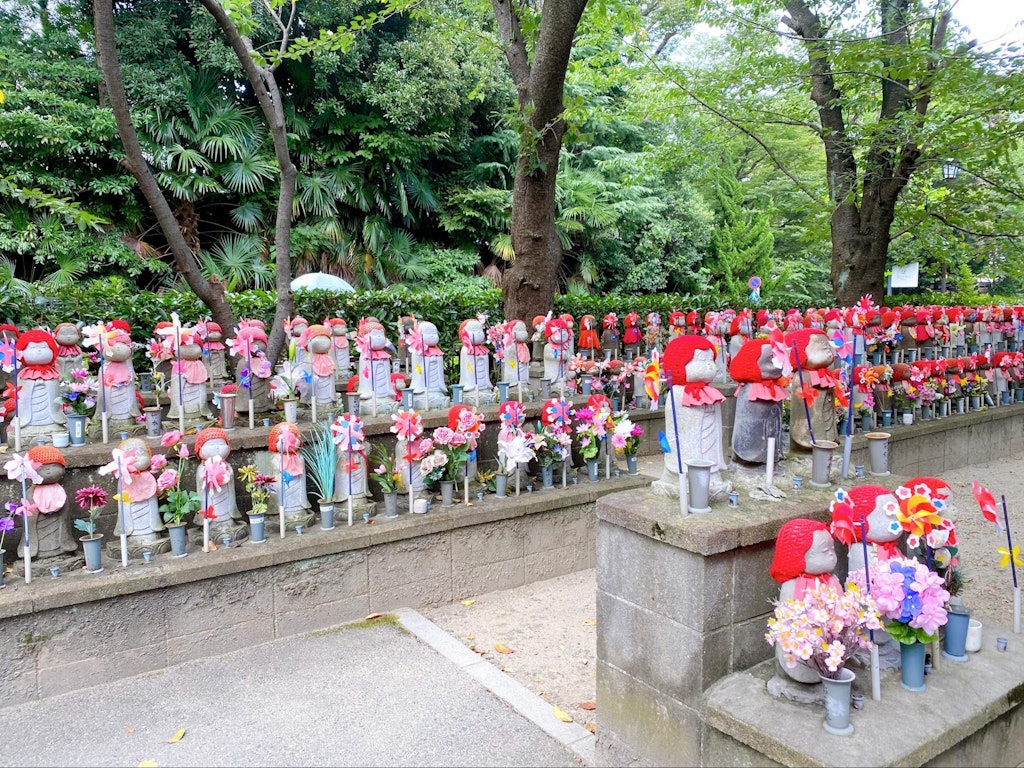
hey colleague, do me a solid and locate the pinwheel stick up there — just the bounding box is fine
[1001,494,1021,633]
[247,350,255,431]
[841,335,858,480]
[175,325,185,436]
[118,458,129,566]
[202,483,210,553]
[604,435,610,480]
[12,350,21,452]
[279,463,286,539]
[465,456,471,505]
[311,375,318,424]
[99,346,109,444]
[792,344,816,446]
[348,456,354,527]
[408,441,415,516]
[859,517,881,701]
[20,476,30,584]
[665,372,688,515]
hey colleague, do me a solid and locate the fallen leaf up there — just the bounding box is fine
[167,729,186,744]
[461,599,475,606]
[139,761,159,767]
[466,634,475,641]
[365,613,383,620]
[581,619,596,626]
[494,643,514,654]
[577,701,597,711]
[585,723,596,734]
[127,727,136,735]
[553,705,573,723]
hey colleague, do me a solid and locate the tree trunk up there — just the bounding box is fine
[830,203,889,305]
[502,138,564,323]
[197,0,295,364]
[92,0,236,337]
[491,0,589,325]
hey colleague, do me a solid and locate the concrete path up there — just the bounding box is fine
[0,610,591,768]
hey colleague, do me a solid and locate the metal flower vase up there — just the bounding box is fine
[686,460,714,514]
[319,500,336,531]
[495,473,508,498]
[900,641,927,692]
[819,668,855,736]
[81,534,104,573]
[809,440,838,488]
[865,432,891,477]
[943,606,971,662]
[440,480,455,506]
[249,513,266,543]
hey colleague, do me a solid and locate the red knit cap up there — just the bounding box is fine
[756,309,770,327]
[880,310,897,327]
[685,310,701,329]
[195,427,230,458]
[729,338,772,384]
[16,329,58,359]
[784,328,828,369]
[902,476,952,500]
[28,445,65,467]
[663,335,717,385]
[669,311,685,328]
[346,375,360,393]
[890,362,912,382]
[769,519,831,583]
[587,394,611,413]
[544,317,569,341]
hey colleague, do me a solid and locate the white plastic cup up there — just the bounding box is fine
[966,619,983,653]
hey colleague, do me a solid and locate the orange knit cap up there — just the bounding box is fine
[28,445,65,467]
[195,427,230,458]
[268,422,302,452]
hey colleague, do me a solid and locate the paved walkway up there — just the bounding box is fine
[0,610,591,768]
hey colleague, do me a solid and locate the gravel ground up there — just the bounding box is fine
[423,451,1024,728]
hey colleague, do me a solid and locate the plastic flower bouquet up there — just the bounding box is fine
[573,406,607,461]
[848,557,950,645]
[611,413,643,456]
[156,430,199,526]
[765,581,882,679]
[238,463,275,515]
[57,368,97,417]
[431,426,470,482]
[533,422,571,468]
[496,425,535,475]
[368,443,401,493]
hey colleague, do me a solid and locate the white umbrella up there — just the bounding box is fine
[290,272,355,293]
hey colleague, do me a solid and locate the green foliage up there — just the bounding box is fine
[302,424,338,501]
[708,162,774,303]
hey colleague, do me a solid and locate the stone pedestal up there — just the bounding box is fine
[594,476,897,767]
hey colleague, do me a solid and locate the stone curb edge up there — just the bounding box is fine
[396,608,596,766]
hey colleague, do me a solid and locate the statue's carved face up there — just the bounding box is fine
[55,325,81,346]
[199,438,230,461]
[22,340,55,366]
[207,329,222,342]
[804,529,838,575]
[684,348,717,384]
[756,344,784,381]
[120,438,151,471]
[464,321,484,345]
[309,335,331,354]
[37,463,65,484]
[331,324,347,337]
[803,334,835,370]
[549,327,569,346]
[420,323,439,347]
[866,493,901,543]
[180,342,202,361]
[107,341,132,363]
[512,321,528,343]
[368,328,387,350]
[291,321,308,337]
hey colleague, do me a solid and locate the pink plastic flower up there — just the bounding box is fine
[161,430,183,448]
[157,469,179,492]
[150,453,168,471]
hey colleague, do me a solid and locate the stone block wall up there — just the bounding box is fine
[0,476,643,708]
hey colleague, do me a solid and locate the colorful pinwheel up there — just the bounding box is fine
[332,413,366,452]
[542,397,573,427]
[391,408,424,441]
[998,545,1024,570]
[973,480,1001,528]
[4,452,41,484]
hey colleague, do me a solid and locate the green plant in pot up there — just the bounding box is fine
[156,431,199,526]
[302,424,338,514]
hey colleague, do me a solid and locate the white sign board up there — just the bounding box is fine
[890,262,920,289]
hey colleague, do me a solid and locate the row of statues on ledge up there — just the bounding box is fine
[11,423,324,572]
